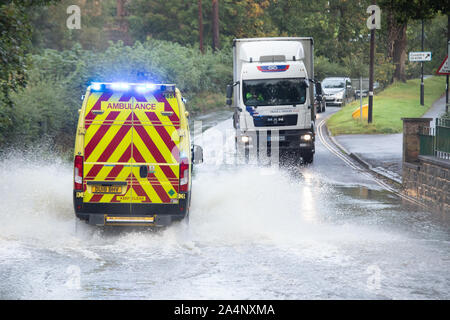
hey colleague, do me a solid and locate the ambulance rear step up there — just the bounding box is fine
[88,214,172,227]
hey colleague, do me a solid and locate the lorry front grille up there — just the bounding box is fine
[253,114,298,127]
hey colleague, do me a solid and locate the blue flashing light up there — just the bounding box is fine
[111,82,131,91]
[91,83,102,91]
[89,82,174,92]
[136,83,156,93]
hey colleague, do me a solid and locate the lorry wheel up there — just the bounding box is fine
[302,152,314,164]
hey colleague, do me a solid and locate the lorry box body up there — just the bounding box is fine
[230,37,315,163]
[73,83,198,226]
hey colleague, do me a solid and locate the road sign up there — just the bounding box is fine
[409,51,432,62]
[437,55,450,75]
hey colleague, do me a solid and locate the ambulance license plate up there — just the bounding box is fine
[92,185,122,194]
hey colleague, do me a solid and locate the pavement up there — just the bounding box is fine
[329,94,447,184]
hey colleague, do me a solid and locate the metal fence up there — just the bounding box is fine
[419,118,450,160]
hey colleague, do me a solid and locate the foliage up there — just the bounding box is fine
[30,0,116,51]
[127,0,276,48]
[0,39,232,149]
[406,14,449,75]
[2,0,449,150]
[26,0,449,83]
[314,56,348,81]
[377,0,447,81]
[0,0,59,106]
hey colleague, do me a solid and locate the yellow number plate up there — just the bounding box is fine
[92,185,122,194]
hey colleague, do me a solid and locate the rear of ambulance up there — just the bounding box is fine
[73,83,191,226]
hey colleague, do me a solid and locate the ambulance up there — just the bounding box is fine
[73,82,202,226]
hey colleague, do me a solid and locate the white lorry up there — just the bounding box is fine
[226,37,316,163]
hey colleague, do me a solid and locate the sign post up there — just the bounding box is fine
[409,50,432,106]
[421,20,424,106]
[366,4,381,124]
[360,77,363,121]
[436,42,450,113]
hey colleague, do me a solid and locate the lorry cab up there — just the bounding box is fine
[73,82,202,226]
[228,38,315,163]
[239,59,311,131]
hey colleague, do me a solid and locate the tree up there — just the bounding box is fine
[127,0,200,46]
[378,0,441,82]
[267,0,371,62]
[212,0,219,51]
[0,1,59,105]
[199,0,204,53]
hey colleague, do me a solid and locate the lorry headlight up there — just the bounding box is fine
[336,91,344,99]
[301,134,312,141]
[241,136,251,143]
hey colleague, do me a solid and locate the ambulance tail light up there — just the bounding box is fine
[179,159,189,192]
[74,155,83,190]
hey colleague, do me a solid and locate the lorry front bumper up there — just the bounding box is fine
[237,129,315,152]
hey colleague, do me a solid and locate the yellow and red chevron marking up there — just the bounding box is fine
[82,89,182,204]
[83,166,132,203]
[135,91,181,129]
[132,91,181,203]
[83,91,134,204]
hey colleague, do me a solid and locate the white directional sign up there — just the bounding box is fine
[409,51,432,62]
[436,55,450,75]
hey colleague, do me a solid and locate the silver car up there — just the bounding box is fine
[322,77,354,107]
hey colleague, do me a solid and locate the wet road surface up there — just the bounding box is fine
[0,107,449,299]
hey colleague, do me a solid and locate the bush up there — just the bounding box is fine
[0,40,233,150]
[314,56,348,81]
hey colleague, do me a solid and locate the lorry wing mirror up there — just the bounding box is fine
[226,84,233,106]
[192,145,203,164]
[315,82,322,94]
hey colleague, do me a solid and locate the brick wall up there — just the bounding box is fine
[403,156,450,212]
[402,118,450,212]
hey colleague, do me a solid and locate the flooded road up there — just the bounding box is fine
[0,109,449,299]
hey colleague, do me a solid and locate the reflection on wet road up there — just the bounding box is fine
[0,108,449,299]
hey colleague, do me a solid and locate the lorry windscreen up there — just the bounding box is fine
[243,78,308,107]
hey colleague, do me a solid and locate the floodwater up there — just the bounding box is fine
[0,113,449,299]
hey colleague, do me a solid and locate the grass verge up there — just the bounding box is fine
[327,76,446,135]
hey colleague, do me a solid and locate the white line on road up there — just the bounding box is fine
[317,119,426,209]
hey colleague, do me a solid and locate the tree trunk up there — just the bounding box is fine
[212,0,219,51]
[387,10,407,82]
[198,0,204,54]
[114,0,131,45]
[117,0,125,17]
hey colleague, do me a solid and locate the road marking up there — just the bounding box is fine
[317,118,426,209]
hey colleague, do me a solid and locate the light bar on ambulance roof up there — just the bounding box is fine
[136,83,156,93]
[111,82,131,91]
[89,82,176,92]
[91,82,102,91]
